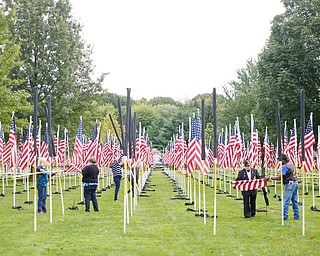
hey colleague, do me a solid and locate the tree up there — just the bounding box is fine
[6,0,105,135]
[258,0,320,139]
[0,3,31,130]
[148,96,182,107]
[223,59,260,137]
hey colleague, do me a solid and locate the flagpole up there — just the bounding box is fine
[310,113,316,211]
[300,89,305,236]
[275,99,283,225]
[10,111,18,209]
[201,99,206,225]
[33,86,38,231]
[212,88,218,235]
[56,125,65,216]
[187,117,192,205]
[25,117,32,204]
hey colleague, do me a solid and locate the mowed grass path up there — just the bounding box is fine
[0,170,319,255]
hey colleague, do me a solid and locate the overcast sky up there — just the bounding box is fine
[69,0,284,101]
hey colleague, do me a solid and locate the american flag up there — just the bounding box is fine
[162,143,170,165]
[84,122,99,162]
[186,116,196,174]
[218,129,228,169]
[303,116,315,173]
[286,128,297,166]
[0,123,4,162]
[173,128,185,169]
[190,113,209,174]
[65,119,83,172]
[40,125,49,159]
[58,129,67,165]
[101,134,114,166]
[248,128,259,168]
[3,114,17,169]
[263,127,271,169]
[233,120,243,169]
[19,122,34,171]
[136,131,148,163]
[72,119,83,166]
[233,179,267,191]
[226,128,235,169]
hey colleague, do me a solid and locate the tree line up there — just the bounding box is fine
[1,0,319,151]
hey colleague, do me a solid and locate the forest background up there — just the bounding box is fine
[1,0,320,151]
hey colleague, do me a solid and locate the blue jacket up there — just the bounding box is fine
[37,165,48,186]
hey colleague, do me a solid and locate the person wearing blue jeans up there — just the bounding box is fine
[266,153,300,220]
[81,157,99,212]
[111,154,125,202]
[37,157,55,214]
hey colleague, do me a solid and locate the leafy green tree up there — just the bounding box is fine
[0,3,31,130]
[148,96,182,107]
[132,103,160,129]
[6,0,105,135]
[223,59,260,136]
[258,0,320,139]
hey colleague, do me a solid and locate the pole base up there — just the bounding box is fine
[0,194,5,197]
[68,206,79,210]
[311,206,320,212]
[12,191,23,194]
[139,194,150,197]
[78,201,85,205]
[24,201,33,204]
[12,205,25,210]
[195,213,213,218]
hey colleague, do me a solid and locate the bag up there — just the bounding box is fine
[283,165,294,184]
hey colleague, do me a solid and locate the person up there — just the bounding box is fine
[81,157,99,212]
[111,154,125,202]
[265,153,300,220]
[37,157,50,214]
[235,159,262,218]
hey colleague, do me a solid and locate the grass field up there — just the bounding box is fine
[0,169,319,256]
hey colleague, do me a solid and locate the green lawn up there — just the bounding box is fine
[0,169,319,256]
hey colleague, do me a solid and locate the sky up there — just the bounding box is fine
[69,0,285,101]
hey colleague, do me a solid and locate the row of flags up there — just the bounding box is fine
[0,114,154,173]
[63,118,154,172]
[163,112,318,173]
[163,113,212,174]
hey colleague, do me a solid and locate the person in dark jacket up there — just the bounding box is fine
[236,159,261,218]
[81,157,99,212]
